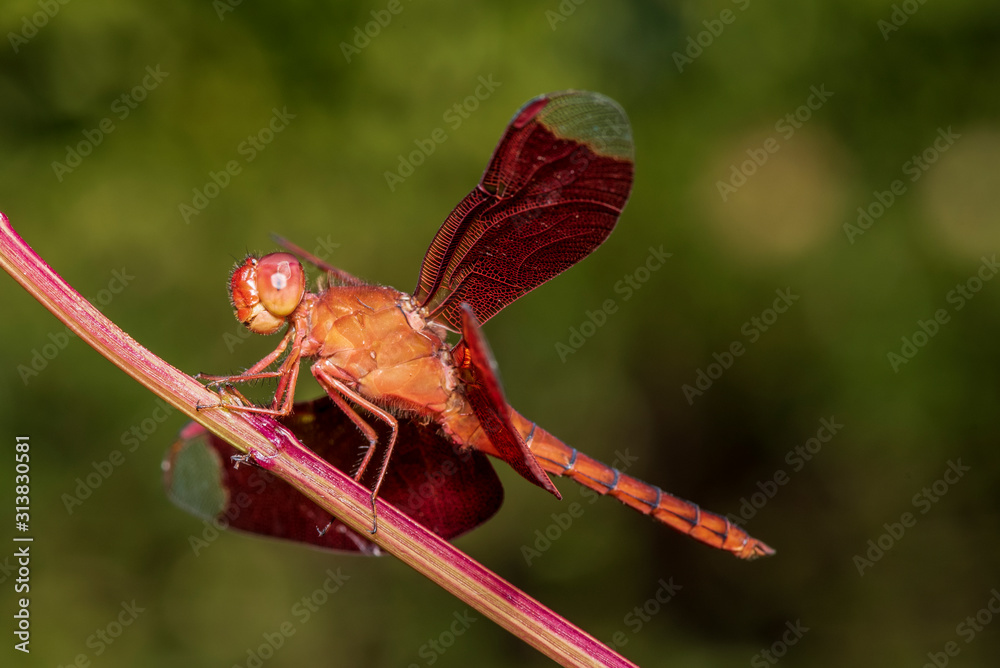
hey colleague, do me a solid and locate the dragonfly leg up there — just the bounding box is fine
[197,327,305,417]
[198,370,284,386]
[196,383,267,413]
[196,328,295,386]
[312,373,380,475]
[312,362,399,534]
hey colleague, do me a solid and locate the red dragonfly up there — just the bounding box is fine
[170,91,774,559]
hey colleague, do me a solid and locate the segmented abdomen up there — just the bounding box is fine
[507,410,775,560]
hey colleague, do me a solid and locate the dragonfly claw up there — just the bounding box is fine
[368,495,378,535]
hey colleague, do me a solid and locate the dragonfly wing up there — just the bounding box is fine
[455,304,560,497]
[415,90,634,330]
[163,397,505,553]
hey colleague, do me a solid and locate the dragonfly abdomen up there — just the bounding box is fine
[509,410,775,560]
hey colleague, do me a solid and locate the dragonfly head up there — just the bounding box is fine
[229,253,306,335]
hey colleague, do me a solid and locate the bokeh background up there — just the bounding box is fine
[3,1,1000,666]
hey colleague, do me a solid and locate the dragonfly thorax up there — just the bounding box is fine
[304,285,460,416]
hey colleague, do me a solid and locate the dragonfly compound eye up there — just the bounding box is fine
[256,253,305,318]
[229,253,302,335]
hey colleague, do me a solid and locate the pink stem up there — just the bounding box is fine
[0,213,637,668]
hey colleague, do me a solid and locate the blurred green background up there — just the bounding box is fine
[3,1,1000,666]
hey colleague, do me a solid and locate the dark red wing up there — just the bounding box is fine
[163,397,504,554]
[414,90,634,331]
[455,304,559,498]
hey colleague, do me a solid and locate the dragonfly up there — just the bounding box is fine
[170,90,774,559]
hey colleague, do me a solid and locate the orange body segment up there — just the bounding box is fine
[308,285,458,415]
[507,411,775,560]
